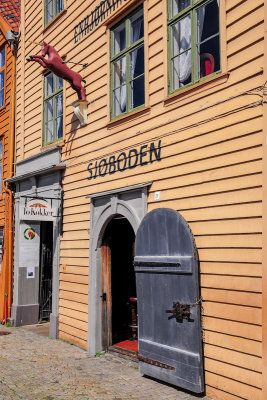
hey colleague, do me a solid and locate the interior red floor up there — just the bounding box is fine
[113,339,138,352]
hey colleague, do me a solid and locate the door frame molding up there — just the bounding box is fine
[87,183,151,355]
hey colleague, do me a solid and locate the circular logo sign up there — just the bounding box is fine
[24,227,36,240]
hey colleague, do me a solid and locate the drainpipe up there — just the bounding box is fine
[4,293,7,324]
[4,35,17,321]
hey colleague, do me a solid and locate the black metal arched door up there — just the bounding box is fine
[134,208,204,393]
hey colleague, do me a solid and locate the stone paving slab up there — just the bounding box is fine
[0,325,211,400]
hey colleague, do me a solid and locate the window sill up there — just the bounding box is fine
[164,72,230,107]
[41,139,65,151]
[43,9,67,33]
[107,106,151,128]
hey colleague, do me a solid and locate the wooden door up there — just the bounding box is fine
[134,208,204,393]
[101,239,112,350]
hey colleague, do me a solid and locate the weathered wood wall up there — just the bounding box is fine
[16,0,264,399]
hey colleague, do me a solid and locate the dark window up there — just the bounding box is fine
[110,7,145,119]
[43,72,63,145]
[44,0,64,25]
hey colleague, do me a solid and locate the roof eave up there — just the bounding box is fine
[0,13,14,40]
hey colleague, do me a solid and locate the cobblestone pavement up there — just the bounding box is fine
[0,324,211,400]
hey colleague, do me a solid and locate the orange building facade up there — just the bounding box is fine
[0,2,20,323]
[12,1,267,399]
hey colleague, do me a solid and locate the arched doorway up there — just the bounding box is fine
[101,215,137,353]
[87,183,150,356]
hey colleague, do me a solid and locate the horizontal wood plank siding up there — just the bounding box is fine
[18,0,265,398]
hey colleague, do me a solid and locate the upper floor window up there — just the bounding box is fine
[43,72,63,146]
[0,49,5,108]
[110,7,144,119]
[44,0,64,25]
[168,0,220,93]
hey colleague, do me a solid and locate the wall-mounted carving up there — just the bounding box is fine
[27,41,86,101]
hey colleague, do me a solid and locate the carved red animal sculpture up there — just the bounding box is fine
[27,41,86,101]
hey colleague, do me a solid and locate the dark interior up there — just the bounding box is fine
[39,221,53,321]
[103,216,136,346]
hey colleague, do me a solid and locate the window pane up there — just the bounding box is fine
[197,0,219,42]
[0,142,3,158]
[45,0,54,24]
[131,75,144,109]
[171,14,191,57]
[113,57,126,88]
[56,0,64,15]
[0,90,3,108]
[45,98,53,122]
[0,71,4,107]
[0,49,5,69]
[45,73,53,97]
[0,71,4,90]
[130,46,144,79]
[45,120,54,143]
[113,22,126,55]
[172,50,192,90]
[113,86,126,116]
[197,0,220,78]
[56,116,63,139]
[130,9,144,45]
[171,0,190,18]
[198,36,220,78]
[55,76,63,91]
[56,93,63,117]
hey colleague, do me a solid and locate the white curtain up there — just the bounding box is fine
[131,16,143,77]
[118,14,143,113]
[119,57,126,114]
[178,16,191,84]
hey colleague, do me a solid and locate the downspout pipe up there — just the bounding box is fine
[4,35,17,321]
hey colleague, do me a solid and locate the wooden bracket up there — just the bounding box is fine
[71,100,88,126]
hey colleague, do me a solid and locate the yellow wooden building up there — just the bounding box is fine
[12,0,267,399]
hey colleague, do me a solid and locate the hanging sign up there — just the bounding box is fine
[74,0,129,43]
[20,199,57,221]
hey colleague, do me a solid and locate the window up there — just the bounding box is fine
[110,7,145,119]
[43,72,63,145]
[44,0,64,25]
[0,48,5,108]
[168,0,220,93]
